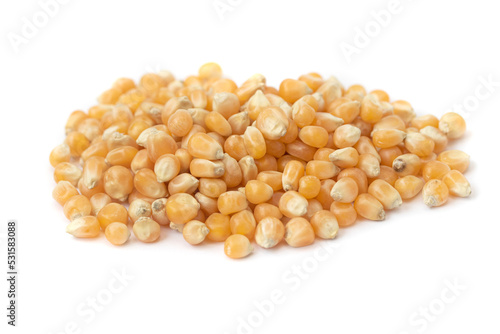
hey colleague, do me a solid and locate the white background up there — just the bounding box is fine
[1,0,499,333]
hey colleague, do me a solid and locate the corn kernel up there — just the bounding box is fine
[422,179,449,207]
[284,217,315,247]
[255,217,285,248]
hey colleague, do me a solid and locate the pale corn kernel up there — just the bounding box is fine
[292,100,316,128]
[305,199,324,220]
[63,195,91,221]
[255,107,289,140]
[439,112,466,139]
[77,118,102,142]
[255,154,278,172]
[267,191,284,207]
[128,199,152,223]
[298,175,321,199]
[337,167,368,194]
[190,159,225,178]
[65,110,88,134]
[370,165,398,186]
[370,89,390,102]
[282,160,305,191]
[187,108,209,129]
[404,132,435,157]
[134,168,167,199]
[442,170,471,197]
[117,89,147,112]
[354,193,385,221]
[372,115,406,134]
[199,178,227,198]
[154,154,180,183]
[313,112,344,132]
[279,191,308,218]
[90,193,112,216]
[205,110,233,137]
[437,150,470,173]
[224,234,253,259]
[66,216,100,238]
[54,162,82,187]
[212,92,240,119]
[255,217,285,248]
[330,177,358,203]
[247,90,271,121]
[81,140,109,162]
[351,117,373,137]
[195,192,219,216]
[105,222,130,245]
[145,130,177,162]
[50,143,71,167]
[367,179,402,210]
[238,155,258,186]
[422,161,451,181]
[218,191,248,215]
[284,217,315,247]
[333,124,361,148]
[167,109,193,137]
[224,135,248,161]
[354,136,381,162]
[344,84,366,102]
[316,179,336,209]
[53,181,79,206]
[97,203,128,230]
[410,114,439,130]
[392,154,422,177]
[391,100,416,124]
[357,154,380,178]
[253,203,283,222]
[306,161,340,180]
[313,148,336,162]
[328,98,360,124]
[183,220,210,245]
[221,154,243,188]
[170,221,185,232]
[330,202,357,227]
[205,213,232,241]
[229,210,257,240]
[78,176,105,199]
[166,193,200,224]
[66,131,90,157]
[372,129,407,149]
[106,132,139,151]
[212,78,238,94]
[298,126,329,148]
[245,180,274,204]
[81,156,108,190]
[113,77,136,94]
[329,147,359,168]
[168,173,199,195]
[379,146,403,167]
[187,132,224,160]
[317,81,342,106]
[190,89,208,109]
[151,198,170,226]
[286,140,316,161]
[198,62,222,80]
[105,146,138,169]
[279,119,299,144]
[360,94,386,123]
[394,175,424,200]
[420,126,448,153]
[422,179,449,207]
[228,112,251,137]
[298,73,324,91]
[133,217,161,243]
[243,126,266,159]
[256,171,283,191]
[310,210,339,239]
[279,79,312,104]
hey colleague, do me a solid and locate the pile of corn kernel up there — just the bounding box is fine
[50,63,471,259]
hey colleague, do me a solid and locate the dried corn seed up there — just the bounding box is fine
[298,175,321,199]
[221,154,243,188]
[90,193,112,215]
[66,216,100,238]
[183,220,210,245]
[151,198,170,226]
[255,107,289,140]
[422,179,449,207]
[420,126,448,153]
[372,129,407,148]
[391,100,415,124]
[404,132,435,157]
[394,175,424,200]
[190,159,225,178]
[134,168,167,199]
[64,195,92,221]
[50,143,71,167]
[245,180,274,204]
[437,150,470,173]
[367,179,402,210]
[205,213,232,241]
[279,79,312,104]
[330,202,357,227]
[238,155,258,186]
[298,126,329,148]
[54,162,82,187]
[284,217,315,247]
[53,181,79,206]
[282,160,304,191]
[354,193,385,221]
[354,136,381,162]
[255,217,285,248]
[243,126,266,160]
[229,210,257,240]
[392,154,422,177]
[422,161,451,181]
[333,124,361,148]
[253,203,283,222]
[97,203,128,230]
[442,170,471,197]
[292,100,316,128]
[316,179,336,209]
[306,161,340,180]
[329,147,359,168]
[128,199,152,223]
[379,146,403,167]
[357,154,380,178]
[330,177,358,203]
[105,222,130,245]
[224,234,253,259]
[218,191,248,215]
[310,210,339,239]
[166,193,200,224]
[66,131,90,157]
[279,191,308,218]
[228,111,250,135]
[154,154,180,183]
[205,110,233,137]
[439,112,466,139]
[133,217,161,243]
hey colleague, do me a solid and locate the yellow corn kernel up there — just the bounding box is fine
[77,118,102,142]
[367,179,402,210]
[394,175,424,200]
[228,111,250,135]
[437,150,470,173]
[243,126,266,159]
[127,190,155,205]
[286,140,316,161]
[183,220,210,245]
[333,124,361,148]
[90,193,112,216]
[328,97,360,124]
[196,192,219,217]
[354,136,381,162]
[379,146,402,167]
[360,94,387,123]
[282,160,305,191]
[245,180,274,204]
[255,107,289,140]
[53,181,79,206]
[161,96,193,124]
[229,210,257,240]
[404,132,435,157]
[330,177,358,203]
[54,162,82,187]
[372,129,407,149]
[153,154,180,183]
[105,146,138,169]
[212,92,240,119]
[306,161,340,180]
[255,217,285,248]
[330,202,357,227]
[279,79,312,104]
[253,203,283,222]
[186,132,223,160]
[65,110,88,134]
[218,191,248,215]
[224,234,253,259]
[66,216,100,238]
[317,80,342,106]
[298,175,321,199]
[422,161,451,181]
[97,203,128,230]
[168,173,199,196]
[50,143,71,167]
[81,140,109,162]
[310,210,339,239]
[279,119,299,145]
[372,115,406,133]
[198,62,222,81]
[338,167,368,194]
[151,198,170,226]
[132,217,161,243]
[104,222,130,245]
[328,147,358,168]
[256,171,282,192]
[392,154,422,177]
[221,154,243,188]
[357,154,380,178]
[254,154,278,172]
[166,109,193,137]
[63,195,91,221]
[410,114,438,130]
[190,159,225,178]
[299,73,324,91]
[238,155,258,186]
[422,179,449,207]
[313,112,344,132]
[391,100,415,124]
[279,191,308,218]
[292,100,316,128]
[298,126,329,148]
[113,77,136,94]
[420,126,448,153]
[316,179,336,209]
[128,199,152,223]
[442,170,471,197]
[205,213,231,241]
[284,217,315,247]
[166,193,200,224]
[205,110,233,137]
[223,135,248,161]
[134,168,167,199]
[354,193,385,221]
[174,148,192,174]
[198,178,226,199]
[439,112,466,139]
